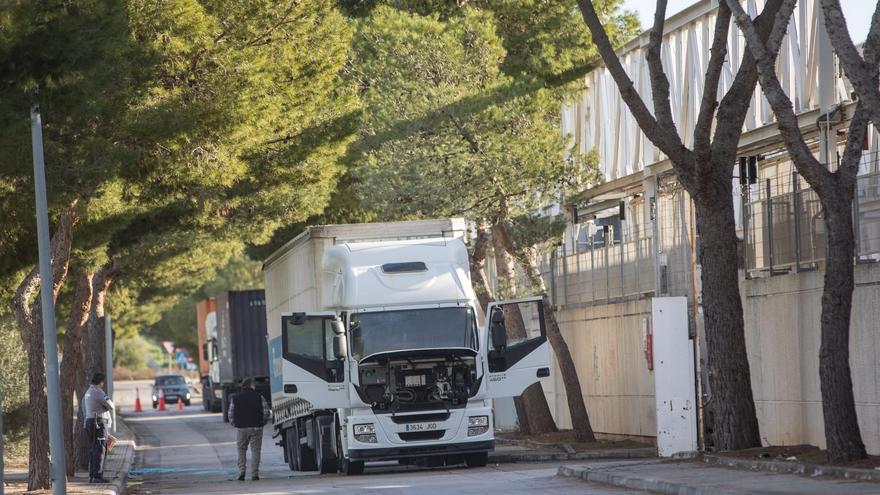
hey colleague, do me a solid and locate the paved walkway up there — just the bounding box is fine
[560,459,880,494]
[2,417,134,495]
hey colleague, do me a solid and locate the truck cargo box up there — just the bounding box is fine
[215,290,268,383]
[196,298,216,377]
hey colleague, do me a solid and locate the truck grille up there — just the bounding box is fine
[391,412,451,424]
[399,430,445,441]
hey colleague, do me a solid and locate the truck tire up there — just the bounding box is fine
[336,420,364,475]
[285,428,297,471]
[297,421,318,471]
[464,452,488,468]
[315,416,339,474]
[341,458,364,475]
[221,388,230,423]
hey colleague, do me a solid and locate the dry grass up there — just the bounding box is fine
[719,444,880,470]
[495,429,652,452]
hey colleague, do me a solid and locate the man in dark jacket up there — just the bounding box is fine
[83,372,114,483]
[229,377,271,481]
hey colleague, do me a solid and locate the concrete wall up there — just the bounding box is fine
[742,262,880,454]
[546,299,657,441]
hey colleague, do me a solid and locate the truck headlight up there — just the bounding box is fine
[354,423,377,443]
[354,423,375,435]
[468,416,489,436]
[151,394,157,401]
[186,392,191,399]
[468,416,489,427]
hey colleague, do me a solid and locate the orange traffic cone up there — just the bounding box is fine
[134,387,143,413]
[157,389,167,411]
[176,397,184,411]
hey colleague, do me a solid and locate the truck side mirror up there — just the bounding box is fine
[331,317,347,359]
[490,309,508,349]
[333,333,347,359]
[331,318,345,336]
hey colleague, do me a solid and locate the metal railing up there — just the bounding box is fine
[743,170,880,276]
[540,230,658,307]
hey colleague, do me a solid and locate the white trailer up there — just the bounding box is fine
[263,219,551,474]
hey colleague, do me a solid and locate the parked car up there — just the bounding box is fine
[152,374,192,408]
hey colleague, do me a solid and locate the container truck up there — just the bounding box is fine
[201,290,271,420]
[196,298,216,410]
[263,219,551,475]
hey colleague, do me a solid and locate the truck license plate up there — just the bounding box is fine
[404,422,438,432]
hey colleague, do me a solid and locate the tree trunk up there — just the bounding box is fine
[10,205,77,490]
[75,263,115,468]
[819,193,867,462]
[494,223,595,442]
[469,225,494,312]
[692,186,761,450]
[61,270,94,477]
[491,225,558,435]
[23,310,51,489]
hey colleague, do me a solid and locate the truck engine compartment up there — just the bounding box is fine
[355,351,479,412]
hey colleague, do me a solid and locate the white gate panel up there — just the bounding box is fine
[652,297,698,456]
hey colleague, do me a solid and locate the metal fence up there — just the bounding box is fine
[543,235,655,306]
[540,185,694,306]
[743,169,880,276]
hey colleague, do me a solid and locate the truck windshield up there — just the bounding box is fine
[350,307,476,360]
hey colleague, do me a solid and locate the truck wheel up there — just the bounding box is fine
[316,418,339,474]
[341,458,364,475]
[285,428,298,471]
[297,421,318,471]
[464,452,488,468]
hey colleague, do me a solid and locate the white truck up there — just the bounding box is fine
[262,218,551,474]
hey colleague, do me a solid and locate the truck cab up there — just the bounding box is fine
[264,227,550,475]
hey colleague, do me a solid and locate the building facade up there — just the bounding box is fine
[532,0,880,454]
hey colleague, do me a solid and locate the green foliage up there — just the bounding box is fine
[132,253,263,354]
[352,6,582,221]
[113,333,163,370]
[0,315,29,447]
[340,0,640,83]
[1,1,358,355]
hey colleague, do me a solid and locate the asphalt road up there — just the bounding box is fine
[115,381,649,495]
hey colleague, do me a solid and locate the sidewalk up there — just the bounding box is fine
[3,416,135,495]
[558,459,880,494]
[490,441,656,463]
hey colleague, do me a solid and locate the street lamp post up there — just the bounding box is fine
[31,93,68,495]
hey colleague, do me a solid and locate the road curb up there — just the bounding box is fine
[490,447,657,463]
[558,464,727,495]
[703,454,880,483]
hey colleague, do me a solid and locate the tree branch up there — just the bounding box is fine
[11,203,80,331]
[575,0,690,166]
[712,0,785,161]
[838,103,869,184]
[819,0,880,127]
[726,0,832,193]
[646,0,678,133]
[694,2,731,160]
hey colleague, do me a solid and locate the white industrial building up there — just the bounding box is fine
[494,0,880,455]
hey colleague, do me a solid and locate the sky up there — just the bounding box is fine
[621,0,875,43]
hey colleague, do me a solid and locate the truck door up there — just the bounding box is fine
[483,297,551,398]
[281,312,350,409]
